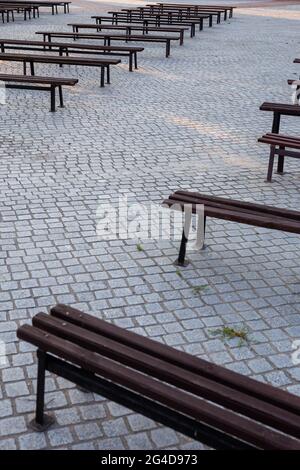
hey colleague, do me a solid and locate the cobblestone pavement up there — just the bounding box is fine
[0,0,300,450]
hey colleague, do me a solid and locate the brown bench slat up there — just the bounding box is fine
[35,31,175,41]
[0,73,78,85]
[263,132,300,143]
[50,304,300,417]
[90,19,189,31]
[0,72,77,111]
[35,31,177,57]
[66,27,180,40]
[103,14,204,35]
[80,20,189,30]
[0,39,143,71]
[107,11,208,19]
[0,38,144,52]
[165,192,300,225]
[0,52,120,65]
[17,323,300,450]
[164,198,300,234]
[169,190,300,221]
[32,311,300,439]
[260,102,300,115]
[258,134,300,149]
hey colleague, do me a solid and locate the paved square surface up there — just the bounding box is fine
[0,0,300,450]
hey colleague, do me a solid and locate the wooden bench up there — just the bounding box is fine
[90,18,188,45]
[17,303,300,449]
[121,6,220,26]
[154,3,235,20]
[260,102,300,134]
[144,4,225,18]
[0,53,121,87]
[91,14,195,38]
[36,31,179,57]
[0,74,77,111]
[68,20,188,42]
[147,4,227,22]
[0,38,144,72]
[0,5,14,22]
[107,11,208,36]
[0,3,37,22]
[162,191,300,266]
[2,0,71,15]
[258,133,300,182]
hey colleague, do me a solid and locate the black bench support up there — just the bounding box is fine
[33,350,252,450]
[5,83,65,112]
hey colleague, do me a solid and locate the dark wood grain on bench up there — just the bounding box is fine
[0,73,77,111]
[106,11,205,36]
[0,52,121,87]
[90,18,188,45]
[16,303,300,449]
[259,101,300,173]
[36,31,178,57]
[163,191,300,265]
[121,6,219,27]
[0,38,143,72]
[258,133,300,181]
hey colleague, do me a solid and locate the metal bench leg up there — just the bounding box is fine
[180,30,184,45]
[58,85,64,108]
[129,53,133,72]
[175,210,192,267]
[266,145,275,182]
[271,111,281,133]
[100,67,105,87]
[30,61,34,76]
[277,145,285,174]
[23,61,27,75]
[50,85,56,112]
[134,52,138,69]
[166,39,170,58]
[29,350,55,432]
[176,229,189,267]
[209,15,213,27]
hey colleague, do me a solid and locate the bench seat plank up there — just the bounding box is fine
[168,190,300,219]
[164,195,300,234]
[17,321,300,450]
[30,311,300,440]
[0,73,77,110]
[260,102,300,116]
[0,52,120,66]
[0,73,78,85]
[258,133,300,181]
[162,192,300,265]
[0,38,144,52]
[50,304,300,417]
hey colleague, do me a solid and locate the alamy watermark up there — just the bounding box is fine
[291,340,300,365]
[96,195,205,250]
[0,80,6,105]
[291,80,300,104]
[0,340,8,368]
